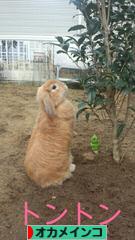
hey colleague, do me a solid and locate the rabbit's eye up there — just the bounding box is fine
[52,85,56,89]
[51,84,58,91]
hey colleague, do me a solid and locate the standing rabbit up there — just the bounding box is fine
[24,80,75,188]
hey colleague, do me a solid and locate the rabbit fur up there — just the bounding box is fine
[24,79,75,188]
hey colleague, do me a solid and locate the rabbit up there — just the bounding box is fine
[24,79,76,188]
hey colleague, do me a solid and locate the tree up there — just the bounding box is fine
[56,0,135,163]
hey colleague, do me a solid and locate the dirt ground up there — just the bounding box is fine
[0,82,135,240]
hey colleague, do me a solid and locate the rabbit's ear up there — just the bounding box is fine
[44,93,56,117]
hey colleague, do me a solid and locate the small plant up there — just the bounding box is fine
[90,134,100,154]
[56,0,135,163]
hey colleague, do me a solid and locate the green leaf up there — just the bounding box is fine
[68,24,86,32]
[65,36,79,45]
[56,36,64,44]
[76,107,88,119]
[115,79,128,91]
[93,33,103,41]
[78,35,86,46]
[57,50,66,54]
[93,95,106,107]
[87,88,96,105]
[62,43,69,52]
[78,101,87,109]
[117,122,126,138]
[70,49,80,56]
[87,19,101,35]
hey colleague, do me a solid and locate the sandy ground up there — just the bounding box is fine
[0,82,135,240]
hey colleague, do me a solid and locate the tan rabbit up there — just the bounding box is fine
[24,79,76,188]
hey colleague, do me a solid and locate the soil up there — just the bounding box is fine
[0,83,135,240]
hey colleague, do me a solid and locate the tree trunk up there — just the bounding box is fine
[108,100,121,163]
[112,120,121,163]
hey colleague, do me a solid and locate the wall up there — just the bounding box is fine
[0,0,78,36]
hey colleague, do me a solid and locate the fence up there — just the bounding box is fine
[0,40,55,82]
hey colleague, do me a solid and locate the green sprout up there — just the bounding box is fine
[90,134,100,154]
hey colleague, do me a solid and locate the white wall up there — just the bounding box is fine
[0,0,78,36]
[0,0,83,69]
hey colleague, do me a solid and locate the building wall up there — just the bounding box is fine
[0,0,82,81]
[0,0,78,36]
